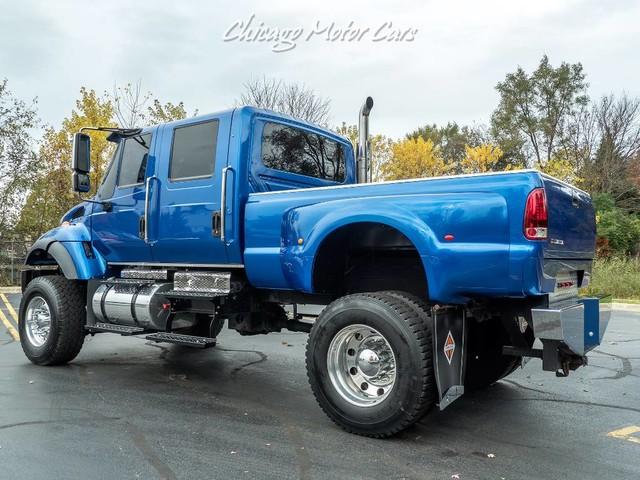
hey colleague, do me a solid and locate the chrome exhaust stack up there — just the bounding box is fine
[357,96,374,183]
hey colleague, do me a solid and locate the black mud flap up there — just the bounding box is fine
[432,305,467,410]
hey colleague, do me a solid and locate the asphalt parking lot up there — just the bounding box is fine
[1,291,639,480]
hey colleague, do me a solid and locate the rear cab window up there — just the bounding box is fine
[261,122,346,182]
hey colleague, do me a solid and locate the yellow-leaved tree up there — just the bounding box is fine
[334,123,393,182]
[16,88,116,238]
[16,85,194,239]
[381,137,450,180]
[539,157,581,184]
[460,144,503,174]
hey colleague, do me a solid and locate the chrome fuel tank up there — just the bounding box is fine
[92,282,171,330]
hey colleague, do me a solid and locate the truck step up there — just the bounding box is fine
[121,268,168,280]
[103,277,155,285]
[145,332,216,348]
[86,322,146,335]
[163,289,226,299]
[173,271,231,294]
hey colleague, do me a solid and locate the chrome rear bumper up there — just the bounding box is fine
[531,295,612,356]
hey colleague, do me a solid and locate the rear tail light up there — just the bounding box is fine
[524,188,548,240]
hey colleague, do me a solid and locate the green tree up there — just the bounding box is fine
[593,193,640,255]
[16,84,196,239]
[16,88,116,238]
[146,99,193,124]
[492,55,589,168]
[406,122,489,171]
[335,123,393,181]
[0,79,39,235]
[583,94,640,213]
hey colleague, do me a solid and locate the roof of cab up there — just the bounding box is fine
[143,105,351,145]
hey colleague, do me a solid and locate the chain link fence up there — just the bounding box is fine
[0,240,30,286]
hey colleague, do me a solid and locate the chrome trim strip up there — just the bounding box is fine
[220,166,232,242]
[538,172,590,196]
[143,175,157,243]
[108,262,244,268]
[249,169,542,197]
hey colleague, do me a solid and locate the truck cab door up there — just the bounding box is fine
[147,116,231,265]
[90,130,156,263]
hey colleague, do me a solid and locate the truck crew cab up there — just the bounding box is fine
[19,98,610,437]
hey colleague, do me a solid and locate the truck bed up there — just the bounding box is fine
[244,170,596,303]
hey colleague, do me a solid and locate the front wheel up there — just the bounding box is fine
[306,292,436,438]
[19,276,86,366]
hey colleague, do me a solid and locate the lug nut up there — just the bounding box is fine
[360,382,368,390]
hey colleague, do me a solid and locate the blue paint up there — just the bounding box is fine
[29,106,597,305]
[581,297,602,352]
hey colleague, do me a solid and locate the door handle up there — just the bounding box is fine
[144,175,158,243]
[212,211,221,237]
[138,216,145,239]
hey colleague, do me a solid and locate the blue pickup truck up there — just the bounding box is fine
[19,98,610,437]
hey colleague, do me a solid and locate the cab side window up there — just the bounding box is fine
[261,122,345,182]
[169,120,219,181]
[118,134,152,187]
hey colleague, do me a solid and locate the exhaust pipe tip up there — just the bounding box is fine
[357,96,374,183]
[361,96,374,116]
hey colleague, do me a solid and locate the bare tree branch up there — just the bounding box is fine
[112,81,152,128]
[237,76,331,125]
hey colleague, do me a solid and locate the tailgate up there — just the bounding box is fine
[542,175,596,259]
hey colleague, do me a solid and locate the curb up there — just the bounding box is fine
[613,302,640,313]
[0,287,20,294]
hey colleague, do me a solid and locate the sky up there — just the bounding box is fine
[1,0,639,139]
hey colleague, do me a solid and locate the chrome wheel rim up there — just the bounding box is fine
[327,324,397,407]
[25,296,52,348]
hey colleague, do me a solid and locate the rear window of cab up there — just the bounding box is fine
[261,122,345,182]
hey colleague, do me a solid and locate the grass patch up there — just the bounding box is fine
[581,257,640,301]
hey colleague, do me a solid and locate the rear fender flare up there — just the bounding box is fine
[281,199,439,293]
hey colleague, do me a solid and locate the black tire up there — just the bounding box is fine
[464,316,531,390]
[306,291,436,438]
[19,276,86,366]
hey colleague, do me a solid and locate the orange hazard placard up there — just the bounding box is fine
[444,331,456,365]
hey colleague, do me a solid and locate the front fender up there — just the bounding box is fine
[24,223,106,281]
